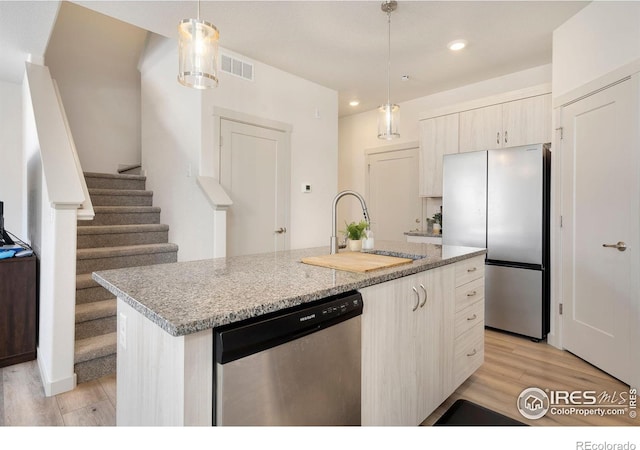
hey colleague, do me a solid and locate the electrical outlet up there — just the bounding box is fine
[119,312,127,350]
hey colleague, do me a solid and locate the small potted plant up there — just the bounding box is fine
[344,220,368,251]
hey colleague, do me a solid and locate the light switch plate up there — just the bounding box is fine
[302,183,312,193]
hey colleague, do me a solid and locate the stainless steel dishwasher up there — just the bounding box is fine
[213,291,363,426]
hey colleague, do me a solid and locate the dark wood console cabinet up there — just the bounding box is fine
[0,255,37,367]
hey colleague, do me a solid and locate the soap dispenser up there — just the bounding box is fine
[363,227,375,250]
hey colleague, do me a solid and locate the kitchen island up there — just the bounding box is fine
[93,241,486,426]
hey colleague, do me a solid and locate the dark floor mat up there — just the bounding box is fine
[434,399,527,426]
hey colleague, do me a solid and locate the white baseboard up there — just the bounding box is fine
[37,353,76,397]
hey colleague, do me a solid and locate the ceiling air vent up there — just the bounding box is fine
[220,54,254,81]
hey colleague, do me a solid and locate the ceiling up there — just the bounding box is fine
[1,1,589,117]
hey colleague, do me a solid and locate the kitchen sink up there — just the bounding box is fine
[364,249,425,261]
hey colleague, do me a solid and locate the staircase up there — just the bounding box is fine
[74,172,178,383]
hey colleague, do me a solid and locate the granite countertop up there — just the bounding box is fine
[404,231,442,237]
[92,241,485,337]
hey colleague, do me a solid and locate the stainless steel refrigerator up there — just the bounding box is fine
[442,143,550,340]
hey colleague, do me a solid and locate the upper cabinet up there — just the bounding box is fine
[459,94,552,152]
[419,113,459,197]
[419,90,552,197]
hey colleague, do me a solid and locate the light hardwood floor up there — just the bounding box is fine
[1,328,636,426]
[0,361,116,426]
[423,329,637,426]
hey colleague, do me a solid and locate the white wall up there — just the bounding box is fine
[338,64,552,224]
[0,80,24,239]
[550,1,640,359]
[44,2,147,174]
[139,35,338,261]
[552,1,640,99]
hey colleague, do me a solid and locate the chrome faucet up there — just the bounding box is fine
[330,190,370,254]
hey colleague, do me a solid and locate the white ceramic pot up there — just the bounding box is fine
[347,239,363,252]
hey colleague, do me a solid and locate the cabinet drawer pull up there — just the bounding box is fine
[504,130,508,144]
[467,314,477,321]
[419,284,427,308]
[496,132,500,145]
[467,348,477,357]
[466,290,477,297]
[467,267,477,273]
[412,287,419,311]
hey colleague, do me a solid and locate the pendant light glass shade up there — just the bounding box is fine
[178,18,219,89]
[378,1,399,140]
[377,103,400,140]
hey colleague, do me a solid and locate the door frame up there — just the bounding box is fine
[364,141,421,237]
[206,107,293,180]
[209,107,293,255]
[553,66,640,389]
[364,140,419,200]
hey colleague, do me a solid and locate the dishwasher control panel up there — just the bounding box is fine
[320,296,361,320]
[215,291,363,365]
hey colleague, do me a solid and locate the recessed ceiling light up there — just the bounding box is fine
[349,100,360,107]
[448,39,468,51]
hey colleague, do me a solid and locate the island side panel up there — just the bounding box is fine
[117,299,213,426]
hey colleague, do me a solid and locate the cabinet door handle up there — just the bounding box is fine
[467,314,477,321]
[467,290,477,297]
[412,287,419,311]
[467,348,477,357]
[467,267,477,273]
[275,227,287,234]
[496,132,500,145]
[419,284,427,308]
[504,130,508,144]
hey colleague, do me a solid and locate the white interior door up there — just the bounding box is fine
[220,119,290,257]
[560,77,639,385]
[366,146,422,242]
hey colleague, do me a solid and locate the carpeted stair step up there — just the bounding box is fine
[76,273,115,304]
[74,332,117,384]
[76,243,178,274]
[75,299,117,340]
[84,172,146,190]
[88,188,153,206]
[77,224,170,249]
[83,206,161,226]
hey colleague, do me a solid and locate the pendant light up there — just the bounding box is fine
[178,0,219,89]
[377,0,400,140]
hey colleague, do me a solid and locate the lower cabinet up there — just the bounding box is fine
[360,257,485,426]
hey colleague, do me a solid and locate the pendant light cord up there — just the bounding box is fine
[386,11,391,106]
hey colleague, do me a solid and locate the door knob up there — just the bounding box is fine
[275,227,287,234]
[602,241,626,252]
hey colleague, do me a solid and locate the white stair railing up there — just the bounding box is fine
[23,62,88,396]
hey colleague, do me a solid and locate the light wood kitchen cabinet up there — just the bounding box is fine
[361,263,457,425]
[458,103,502,153]
[445,255,485,397]
[419,113,459,197]
[459,94,551,152]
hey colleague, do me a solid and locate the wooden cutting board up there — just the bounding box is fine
[301,251,413,273]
